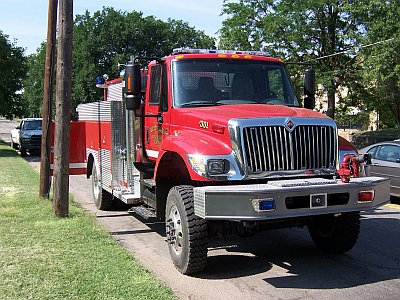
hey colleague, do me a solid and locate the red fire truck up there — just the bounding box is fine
[71,48,389,275]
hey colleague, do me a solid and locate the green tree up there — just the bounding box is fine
[72,7,216,111]
[0,31,27,118]
[24,7,216,116]
[22,43,47,117]
[220,0,363,119]
[350,0,400,127]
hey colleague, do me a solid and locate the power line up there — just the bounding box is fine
[309,37,395,62]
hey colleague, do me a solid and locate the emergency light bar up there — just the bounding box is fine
[172,47,271,57]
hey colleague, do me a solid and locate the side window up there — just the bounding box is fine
[149,65,161,105]
[160,64,168,111]
[375,145,400,162]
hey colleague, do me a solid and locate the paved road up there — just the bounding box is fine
[1,118,400,300]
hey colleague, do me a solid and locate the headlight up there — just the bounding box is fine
[188,154,230,177]
[207,159,228,175]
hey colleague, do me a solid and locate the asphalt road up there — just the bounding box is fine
[1,118,400,300]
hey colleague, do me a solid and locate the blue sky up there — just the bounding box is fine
[0,0,225,55]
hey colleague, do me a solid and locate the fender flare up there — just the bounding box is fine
[86,150,100,179]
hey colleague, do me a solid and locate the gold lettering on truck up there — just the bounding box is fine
[199,120,209,129]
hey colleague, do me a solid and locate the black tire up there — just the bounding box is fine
[91,163,113,210]
[20,146,27,156]
[166,185,208,275]
[10,137,18,149]
[308,212,360,254]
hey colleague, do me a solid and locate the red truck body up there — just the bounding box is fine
[64,49,389,275]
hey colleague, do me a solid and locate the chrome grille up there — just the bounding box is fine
[242,125,336,173]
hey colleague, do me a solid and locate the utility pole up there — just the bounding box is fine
[39,0,58,199]
[53,0,73,217]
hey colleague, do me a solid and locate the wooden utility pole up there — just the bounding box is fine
[53,0,73,217]
[39,0,58,199]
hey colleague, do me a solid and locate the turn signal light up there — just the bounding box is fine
[358,190,375,203]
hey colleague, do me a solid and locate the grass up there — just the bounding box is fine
[0,140,176,300]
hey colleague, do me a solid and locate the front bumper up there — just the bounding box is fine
[20,136,41,150]
[193,177,390,220]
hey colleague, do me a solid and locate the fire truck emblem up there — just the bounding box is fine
[284,118,295,132]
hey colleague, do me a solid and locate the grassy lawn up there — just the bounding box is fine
[0,140,176,300]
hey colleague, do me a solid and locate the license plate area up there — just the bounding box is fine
[310,193,327,209]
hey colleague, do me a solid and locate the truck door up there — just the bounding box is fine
[144,63,168,161]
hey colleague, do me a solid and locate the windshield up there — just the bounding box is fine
[172,59,299,108]
[22,120,42,130]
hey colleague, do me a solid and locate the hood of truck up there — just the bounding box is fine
[167,104,338,181]
[20,129,42,137]
[173,104,330,125]
[168,104,333,157]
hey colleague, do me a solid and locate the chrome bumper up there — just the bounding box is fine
[193,177,390,220]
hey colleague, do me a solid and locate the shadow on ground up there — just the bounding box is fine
[192,216,400,289]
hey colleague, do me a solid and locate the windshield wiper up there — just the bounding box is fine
[179,101,223,107]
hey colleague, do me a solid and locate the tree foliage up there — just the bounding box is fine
[23,7,216,116]
[0,31,27,118]
[350,0,400,127]
[22,43,47,117]
[72,7,215,111]
[219,0,365,119]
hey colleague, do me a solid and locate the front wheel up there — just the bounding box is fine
[10,136,18,149]
[166,185,208,275]
[91,163,113,210]
[20,145,27,156]
[308,212,360,254]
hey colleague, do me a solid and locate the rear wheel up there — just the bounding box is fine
[91,163,113,210]
[166,185,208,275]
[308,212,360,254]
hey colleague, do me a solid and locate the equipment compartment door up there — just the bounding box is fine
[111,100,129,191]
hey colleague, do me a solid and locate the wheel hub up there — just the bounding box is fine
[92,168,100,199]
[166,205,183,255]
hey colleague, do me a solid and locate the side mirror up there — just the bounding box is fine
[304,68,315,110]
[16,126,21,130]
[124,61,142,111]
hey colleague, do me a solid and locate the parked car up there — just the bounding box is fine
[359,141,400,197]
[10,118,42,156]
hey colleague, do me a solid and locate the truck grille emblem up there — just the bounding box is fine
[285,119,295,131]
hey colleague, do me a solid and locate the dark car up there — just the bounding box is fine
[10,118,42,156]
[359,140,400,197]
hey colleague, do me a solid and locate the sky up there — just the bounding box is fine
[0,0,226,55]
